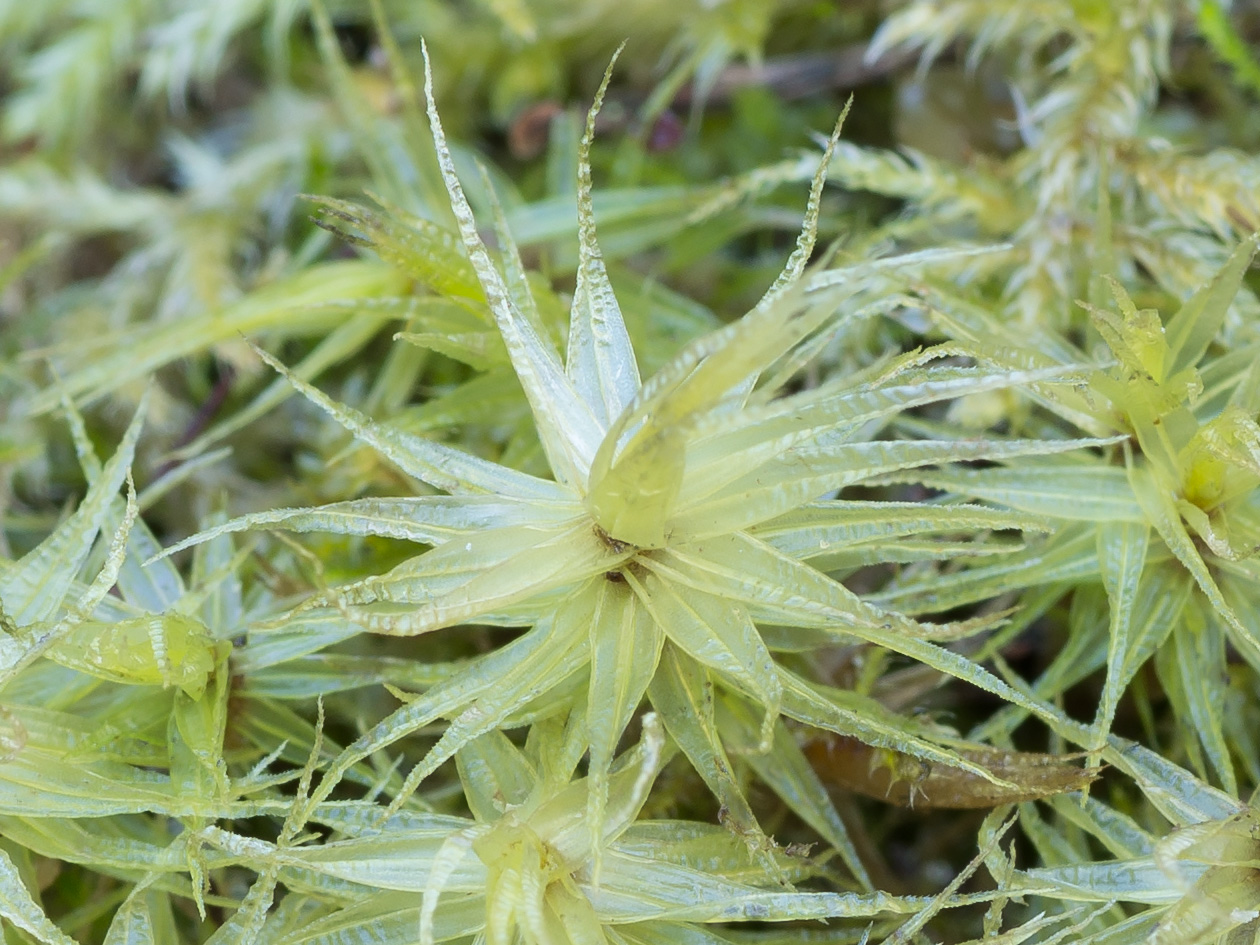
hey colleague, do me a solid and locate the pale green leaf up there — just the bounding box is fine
[1129,462,1255,648]
[585,581,661,880]
[1023,857,1189,904]
[1167,608,1236,793]
[1163,233,1258,379]
[47,614,218,696]
[1046,792,1155,860]
[663,533,1093,745]
[1094,520,1149,744]
[421,41,602,487]
[242,654,456,700]
[567,47,640,425]
[1104,737,1243,825]
[112,515,183,613]
[1119,566,1191,686]
[102,892,155,945]
[0,397,145,626]
[755,500,1051,560]
[457,730,537,824]
[273,891,482,944]
[155,495,579,562]
[589,852,945,922]
[296,604,590,825]
[681,363,1088,511]
[885,464,1145,522]
[645,645,768,858]
[675,436,1122,540]
[32,261,407,413]
[220,823,485,894]
[634,570,780,751]
[874,525,1099,614]
[0,846,77,945]
[250,344,565,500]
[714,692,870,889]
[307,196,483,301]
[325,520,618,636]
[0,816,198,882]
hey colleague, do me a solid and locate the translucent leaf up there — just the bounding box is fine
[587,287,857,545]
[307,196,483,302]
[0,846,77,945]
[566,47,640,426]
[1046,791,1155,859]
[874,524,1099,615]
[474,163,558,357]
[1105,737,1243,826]
[421,42,602,487]
[227,823,484,894]
[112,515,183,613]
[1094,520,1149,744]
[675,436,1123,540]
[1180,405,1260,513]
[202,861,281,945]
[234,612,368,674]
[155,495,579,561]
[532,713,667,862]
[758,105,850,310]
[634,570,780,751]
[756,500,1051,561]
[169,674,230,808]
[1024,857,1189,904]
[325,520,618,636]
[585,581,661,880]
[102,892,155,945]
[1165,607,1236,794]
[250,344,565,500]
[585,423,686,548]
[242,653,456,700]
[295,605,591,825]
[645,645,769,860]
[588,851,948,922]
[888,464,1145,523]
[1081,280,1169,384]
[683,362,1086,496]
[1163,233,1258,379]
[714,693,871,889]
[457,730,537,824]
[1129,462,1256,650]
[0,816,194,881]
[0,397,145,626]
[664,532,1092,745]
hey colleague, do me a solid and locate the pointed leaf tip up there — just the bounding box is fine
[420,41,603,486]
[567,41,640,425]
[244,340,565,500]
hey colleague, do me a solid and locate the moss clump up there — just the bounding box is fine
[5,2,1260,943]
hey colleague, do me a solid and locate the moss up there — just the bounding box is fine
[4,1,1260,942]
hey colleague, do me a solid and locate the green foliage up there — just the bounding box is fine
[5,1,1260,943]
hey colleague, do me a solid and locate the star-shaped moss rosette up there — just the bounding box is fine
[157,49,1111,874]
[194,715,994,945]
[0,400,145,685]
[0,404,317,928]
[0,398,492,937]
[874,232,1260,785]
